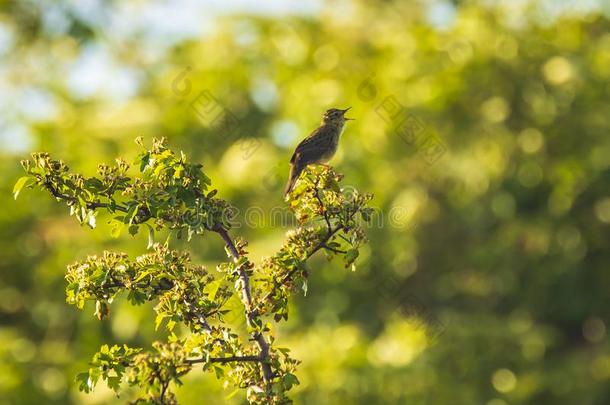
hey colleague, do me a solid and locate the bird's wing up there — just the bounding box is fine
[290,127,328,164]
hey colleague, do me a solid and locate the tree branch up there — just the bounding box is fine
[213,226,274,389]
[42,179,129,212]
[322,244,347,254]
[159,379,169,403]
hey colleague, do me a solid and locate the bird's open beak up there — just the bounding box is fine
[342,107,354,120]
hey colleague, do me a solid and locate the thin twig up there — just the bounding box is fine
[159,380,168,403]
[313,178,332,234]
[186,355,262,365]
[43,179,129,212]
[213,226,274,388]
[322,245,347,254]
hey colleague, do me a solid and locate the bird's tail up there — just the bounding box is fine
[284,163,303,197]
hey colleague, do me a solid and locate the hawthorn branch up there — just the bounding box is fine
[159,379,169,403]
[213,226,274,388]
[26,149,352,403]
[36,164,350,394]
[43,179,123,211]
[322,244,347,254]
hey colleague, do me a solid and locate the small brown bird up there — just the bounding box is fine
[284,107,353,196]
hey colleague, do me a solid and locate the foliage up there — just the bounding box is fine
[15,138,373,404]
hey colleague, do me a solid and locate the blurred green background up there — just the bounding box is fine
[1,0,610,404]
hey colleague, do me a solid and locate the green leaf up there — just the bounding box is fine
[76,370,98,393]
[110,221,123,238]
[225,388,240,400]
[361,208,372,222]
[127,290,146,305]
[134,270,152,283]
[145,224,154,249]
[205,279,223,301]
[155,313,166,331]
[106,376,121,392]
[166,319,176,332]
[173,164,184,179]
[128,225,139,236]
[139,152,150,172]
[124,204,138,225]
[213,365,224,379]
[76,372,91,393]
[345,248,359,267]
[276,347,291,356]
[87,211,97,229]
[13,176,30,200]
[84,178,105,192]
[282,372,299,390]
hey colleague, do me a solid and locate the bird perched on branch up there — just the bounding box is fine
[284,107,353,197]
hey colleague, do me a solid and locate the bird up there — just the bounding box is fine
[284,107,353,197]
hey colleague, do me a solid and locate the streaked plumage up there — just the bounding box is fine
[284,107,353,196]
